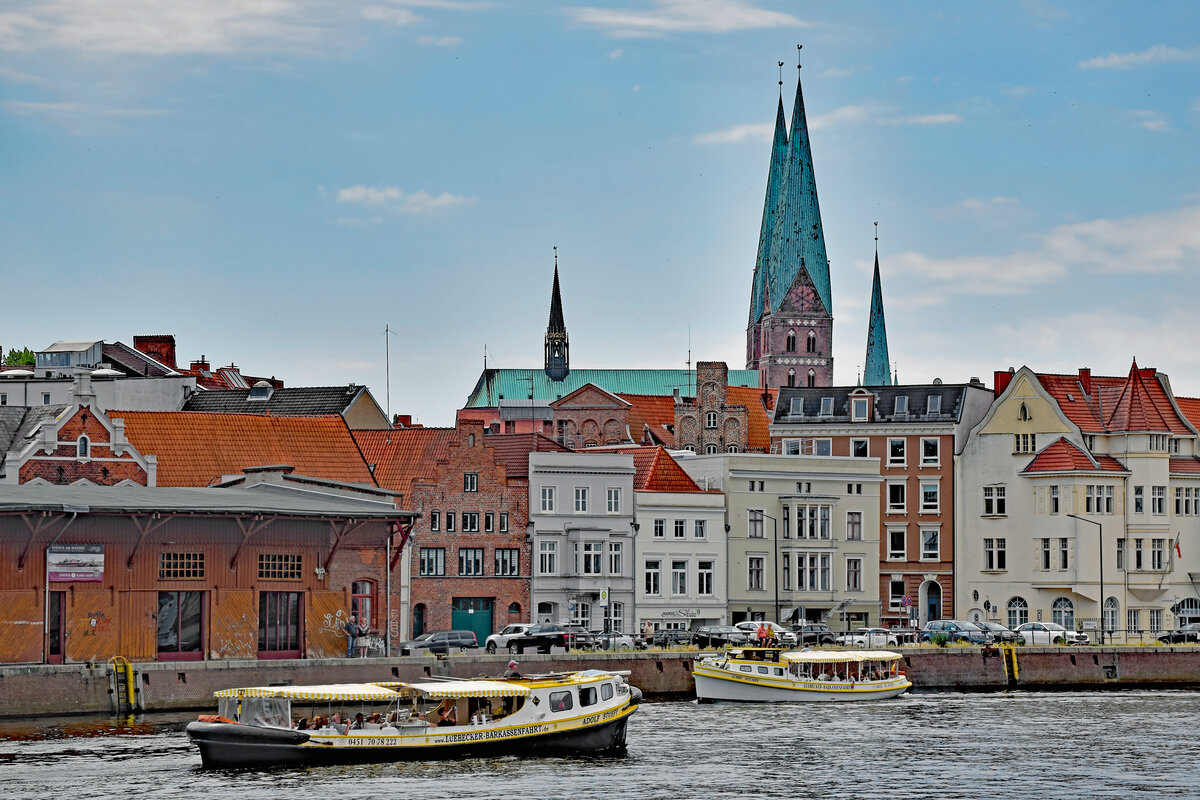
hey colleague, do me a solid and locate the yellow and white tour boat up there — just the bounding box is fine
[693,647,911,703]
[186,669,641,767]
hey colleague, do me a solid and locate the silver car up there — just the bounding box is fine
[1013,622,1089,645]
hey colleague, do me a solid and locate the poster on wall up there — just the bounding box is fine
[48,544,105,581]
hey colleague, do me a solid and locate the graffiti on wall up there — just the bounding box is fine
[320,609,352,639]
[82,611,111,637]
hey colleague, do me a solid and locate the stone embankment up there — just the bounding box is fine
[3,646,1199,719]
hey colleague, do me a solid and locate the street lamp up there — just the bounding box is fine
[1067,513,1103,644]
[761,512,779,623]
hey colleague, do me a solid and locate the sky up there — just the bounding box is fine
[2,1,1199,427]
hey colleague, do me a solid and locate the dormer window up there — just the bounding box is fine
[927,395,941,414]
[851,397,869,421]
[247,381,274,402]
[820,397,834,416]
[895,396,909,416]
[789,397,804,416]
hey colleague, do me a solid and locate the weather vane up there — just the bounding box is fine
[797,43,803,70]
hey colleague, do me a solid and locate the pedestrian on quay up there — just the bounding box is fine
[643,620,655,647]
[344,613,364,658]
[504,660,522,678]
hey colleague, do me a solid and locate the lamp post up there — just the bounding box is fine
[1067,513,1103,644]
[761,513,779,623]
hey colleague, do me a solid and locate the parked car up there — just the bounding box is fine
[593,631,640,651]
[1012,622,1089,645]
[1157,623,1200,644]
[734,620,797,646]
[651,629,694,648]
[974,621,1019,643]
[397,629,478,656]
[692,625,751,648]
[835,627,899,647]
[484,623,531,654]
[790,623,837,646]
[509,623,596,654]
[921,620,995,645]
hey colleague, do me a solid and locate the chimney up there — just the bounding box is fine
[393,414,412,428]
[1078,368,1092,396]
[1138,367,1157,382]
[190,355,210,371]
[673,387,682,404]
[993,369,1015,397]
[133,335,177,369]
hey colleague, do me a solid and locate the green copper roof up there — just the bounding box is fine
[749,95,788,326]
[863,250,891,386]
[766,68,832,317]
[464,368,761,408]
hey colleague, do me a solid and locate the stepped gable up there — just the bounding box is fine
[352,428,457,496]
[113,411,375,487]
[1020,437,1127,474]
[609,446,703,493]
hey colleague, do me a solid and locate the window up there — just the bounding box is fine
[484,512,494,532]
[705,444,718,454]
[430,511,440,531]
[419,548,446,576]
[841,557,861,592]
[653,519,665,538]
[983,486,1006,516]
[889,579,906,609]
[789,397,805,416]
[77,436,89,458]
[698,561,714,595]
[582,541,603,574]
[806,330,816,353]
[894,396,909,416]
[43,393,51,405]
[795,503,831,539]
[782,552,791,590]
[1150,609,1162,633]
[1085,485,1111,514]
[351,580,374,629]
[499,513,509,532]
[258,591,301,655]
[540,486,556,513]
[1116,538,1126,570]
[458,548,484,576]
[0,394,5,405]
[608,542,623,575]
[574,487,589,513]
[888,528,906,560]
[1052,597,1074,628]
[1150,434,1169,451]
[1014,433,1037,454]
[748,510,765,538]
[705,411,718,429]
[984,538,1007,570]
[1152,486,1166,515]
[807,369,816,387]
[787,369,796,387]
[258,553,301,580]
[783,438,831,455]
[747,556,764,591]
[461,512,479,532]
[157,590,203,656]
[463,473,478,492]
[887,481,906,513]
[927,395,941,414]
[644,560,661,595]
[159,552,205,580]
[1152,539,1165,570]
[606,487,621,514]
[1134,485,1144,514]
[1007,597,1029,628]
[888,438,906,466]
[728,445,739,453]
[851,398,868,421]
[1127,608,1140,633]
[1059,538,1069,570]
[671,560,687,595]
[549,690,574,713]
[786,330,796,352]
[674,519,686,539]
[608,602,624,634]
[921,482,939,512]
[921,528,939,560]
[851,438,869,458]
[446,512,456,532]
[495,548,520,576]
[1041,538,1052,570]
[538,541,557,574]
[820,397,834,416]
[694,519,706,539]
[845,511,862,541]
[1049,486,1059,514]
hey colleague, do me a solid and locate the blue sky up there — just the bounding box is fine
[2,1,1198,426]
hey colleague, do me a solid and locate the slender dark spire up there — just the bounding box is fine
[864,223,892,386]
[544,246,569,381]
[749,71,789,327]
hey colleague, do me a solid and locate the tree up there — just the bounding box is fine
[3,347,35,366]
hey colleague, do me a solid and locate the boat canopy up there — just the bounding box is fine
[372,680,531,699]
[213,684,401,702]
[780,650,903,664]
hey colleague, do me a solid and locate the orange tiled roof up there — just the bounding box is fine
[353,428,457,496]
[1020,437,1128,474]
[621,394,676,447]
[1037,364,1192,435]
[1175,396,1200,431]
[726,386,777,451]
[113,411,375,487]
[484,433,570,480]
[608,445,703,493]
[1170,456,1200,475]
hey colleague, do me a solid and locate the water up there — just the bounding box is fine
[1,692,1198,799]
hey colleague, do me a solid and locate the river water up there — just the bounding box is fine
[1,691,1197,799]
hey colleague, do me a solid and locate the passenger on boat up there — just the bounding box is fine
[330,713,350,734]
[296,717,309,730]
[352,713,365,730]
[436,701,457,727]
[504,660,521,678]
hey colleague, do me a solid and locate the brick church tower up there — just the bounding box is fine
[746,55,834,389]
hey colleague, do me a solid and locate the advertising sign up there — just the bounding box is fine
[48,544,105,582]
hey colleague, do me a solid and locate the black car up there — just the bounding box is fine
[974,621,1019,643]
[396,629,478,656]
[1157,623,1200,644]
[790,623,837,646]
[691,625,750,648]
[509,623,596,654]
[650,629,694,648]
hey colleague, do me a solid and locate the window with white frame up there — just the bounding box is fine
[889,579,906,609]
[446,512,455,532]
[888,438,906,466]
[927,394,941,414]
[887,527,906,560]
[820,397,834,415]
[608,542,623,575]
[887,481,906,513]
[783,438,832,456]
[795,503,832,539]
[796,552,830,591]
[697,560,714,595]
[1152,539,1165,570]
[1150,609,1162,632]
[1008,597,1029,628]
[671,560,687,595]
[694,519,706,539]
[1014,433,1037,454]
[789,397,804,416]
[540,486,556,513]
[458,548,484,576]
[673,519,686,538]
[608,601,624,633]
[1152,486,1166,514]
[606,487,620,513]
[705,444,718,454]
[845,511,862,541]
[1049,485,1060,514]
[484,512,494,532]
[894,396,909,415]
[920,528,939,560]
[582,541,603,574]
[782,552,791,590]
[748,509,765,538]
[921,438,939,466]
[644,560,661,596]
[1059,538,1069,570]
[573,602,592,630]
[494,548,520,576]
[539,540,556,574]
[462,512,479,532]
[845,557,862,592]
[705,411,718,429]
[920,482,939,512]
[1134,485,1144,513]
[419,548,445,576]
[1116,538,1125,570]
[464,472,478,492]
[851,438,869,458]
[499,513,508,532]
[653,519,665,538]
[1127,608,1140,633]
[574,486,589,513]
[983,485,1006,516]
[430,511,440,531]
[984,538,1007,570]
[851,397,869,421]
[747,556,764,591]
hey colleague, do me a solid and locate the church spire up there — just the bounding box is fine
[863,223,892,386]
[544,246,569,381]
[749,66,789,328]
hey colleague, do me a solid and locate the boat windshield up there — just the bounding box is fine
[218,696,291,728]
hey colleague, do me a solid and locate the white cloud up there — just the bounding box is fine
[1131,109,1170,131]
[952,196,1023,212]
[1079,43,1200,70]
[696,104,961,143]
[567,0,808,38]
[878,113,962,126]
[417,34,461,46]
[694,121,772,144]
[808,104,876,130]
[336,184,475,214]
[607,48,622,59]
[4,99,166,118]
[363,6,422,25]
[0,65,50,85]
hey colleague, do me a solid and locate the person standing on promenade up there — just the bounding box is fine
[344,613,363,658]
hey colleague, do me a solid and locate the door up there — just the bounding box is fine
[924,580,943,625]
[157,591,204,661]
[258,591,302,659]
[450,597,493,646]
[47,591,65,664]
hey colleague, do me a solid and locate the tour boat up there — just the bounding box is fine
[185,669,641,768]
[693,647,911,703]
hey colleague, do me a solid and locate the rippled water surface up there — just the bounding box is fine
[1,692,1198,799]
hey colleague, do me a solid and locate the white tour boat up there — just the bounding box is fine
[693,647,911,703]
[186,669,641,767]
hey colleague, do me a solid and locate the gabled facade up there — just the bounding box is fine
[957,364,1200,639]
[1,403,155,486]
[550,384,632,448]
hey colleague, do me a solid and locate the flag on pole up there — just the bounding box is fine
[1175,538,1182,559]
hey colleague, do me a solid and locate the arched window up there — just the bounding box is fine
[807,369,816,387]
[352,580,374,629]
[1018,403,1030,421]
[705,444,718,454]
[787,369,796,387]
[684,444,696,453]
[1052,597,1074,628]
[727,445,739,453]
[786,330,796,352]
[1007,596,1029,629]
[77,436,89,458]
[705,411,718,429]
[1173,597,1200,624]
[507,602,522,616]
[1103,597,1119,640]
[536,601,556,622]
[806,330,817,353]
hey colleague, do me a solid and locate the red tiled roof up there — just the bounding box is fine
[1170,456,1200,475]
[353,428,457,496]
[726,386,777,451]
[609,446,703,492]
[113,411,375,487]
[1037,364,1192,434]
[621,394,676,447]
[1021,437,1127,474]
[483,433,570,480]
[1175,397,1200,431]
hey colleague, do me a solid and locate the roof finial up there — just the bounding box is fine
[553,244,557,269]
[874,220,879,256]
[797,43,803,70]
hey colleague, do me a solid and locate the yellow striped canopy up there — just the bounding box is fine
[372,680,531,699]
[213,684,402,702]
[781,650,903,664]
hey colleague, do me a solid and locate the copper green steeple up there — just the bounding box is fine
[749,93,789,327]
[863,235,892,386]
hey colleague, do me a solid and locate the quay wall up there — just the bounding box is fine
[2,647,1199,719]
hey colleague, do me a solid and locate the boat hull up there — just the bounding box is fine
[693,665,910,703]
